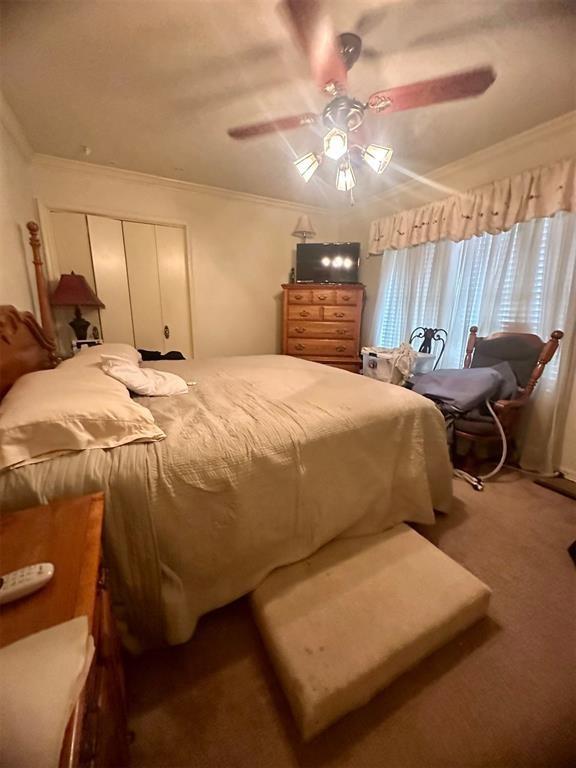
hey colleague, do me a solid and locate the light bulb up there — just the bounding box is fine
[321,256,331,267]
[362,144,393,174]
[332,256,343,268]
[343,257,353,269]
[323,128,348,160]
[336,161,356,192]
[294,152,320,182]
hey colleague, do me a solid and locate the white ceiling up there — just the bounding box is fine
[2,0,575,208]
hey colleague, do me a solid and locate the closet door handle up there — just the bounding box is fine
[164,325,170,339]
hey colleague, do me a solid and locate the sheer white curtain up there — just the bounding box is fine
[371,212,576,473]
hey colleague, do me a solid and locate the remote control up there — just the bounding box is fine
[0,563,55,605]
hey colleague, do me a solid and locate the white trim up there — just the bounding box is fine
[41,202,191,232]
[359,111,576,214]
[32,154,331,215]
[0,92,34,159]
[559,467,576,483]
[39,204,198,358]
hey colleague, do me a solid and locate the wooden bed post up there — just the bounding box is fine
[464,326,478,368]
[524,330,564,397]
[27,221,56,344]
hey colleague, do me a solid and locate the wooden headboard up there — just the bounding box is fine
[0,305,58,400]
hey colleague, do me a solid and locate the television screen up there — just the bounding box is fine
[296,242,360,283]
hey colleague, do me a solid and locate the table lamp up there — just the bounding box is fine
[291,215,316,243]
[50,272,105,340]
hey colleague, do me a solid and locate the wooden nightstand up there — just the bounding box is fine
[0,494,130,768]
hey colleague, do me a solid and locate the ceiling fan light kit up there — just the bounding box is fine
[336,160,356,192]
[294,152,321,182]
[323,127,348,160]
[228,1,496,201]
[362,144,394,175]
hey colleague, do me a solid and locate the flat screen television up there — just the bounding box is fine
[296,242,360,284]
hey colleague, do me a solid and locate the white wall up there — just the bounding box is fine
[32,157,338,358]
[0,97,37,312]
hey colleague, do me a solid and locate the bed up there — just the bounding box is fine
[0,231,452,650]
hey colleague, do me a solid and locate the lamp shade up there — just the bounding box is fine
[50,272,105,308]
[292,215,316,240]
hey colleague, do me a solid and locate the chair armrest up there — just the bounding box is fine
[493,399,526,412]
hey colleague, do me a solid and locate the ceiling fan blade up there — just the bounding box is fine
[227,113,318,140]
[282,0,347,93]
[367,67,496,114]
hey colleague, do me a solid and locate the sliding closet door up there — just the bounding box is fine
[87,216,134,344]
[122,222,164,351]
[155,225,192,357]
[50,211,102,340]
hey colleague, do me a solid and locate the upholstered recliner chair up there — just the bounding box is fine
[454,326,564,466]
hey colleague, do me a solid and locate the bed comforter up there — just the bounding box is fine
[0,355,452,648]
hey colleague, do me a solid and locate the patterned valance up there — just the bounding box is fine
[369,156,576,254]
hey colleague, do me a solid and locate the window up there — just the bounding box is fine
[371,211,576,472]
[373,213,575,374]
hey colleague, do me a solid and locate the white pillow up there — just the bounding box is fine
[59,343,142,370]
[0,366,165,471]
[101,355,188,396]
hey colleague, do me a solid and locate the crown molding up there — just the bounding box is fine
[0,92,34,159]
[356,110,576,217]
[31,154,332,215]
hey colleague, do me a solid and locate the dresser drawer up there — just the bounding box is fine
[311,289,336,304]
[287,339,356,357]
[287,289,312,304]
[287,305,322,320]
[336,289,360,306]
[323,306,357,322]
[288,321,356,339]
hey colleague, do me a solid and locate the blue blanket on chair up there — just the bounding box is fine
[411,362,517,415]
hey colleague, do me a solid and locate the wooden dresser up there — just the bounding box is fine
[282,282,365,372]
[0,494,130,768]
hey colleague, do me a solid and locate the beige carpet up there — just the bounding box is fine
[126,472,576,767]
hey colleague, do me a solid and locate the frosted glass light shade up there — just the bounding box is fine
[323,128,348,160]
[292,214,316,240]
[336,162,356,192]
[363,144,393,174]
[294,153,320,182]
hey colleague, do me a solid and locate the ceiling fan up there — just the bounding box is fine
[227,0,496,198]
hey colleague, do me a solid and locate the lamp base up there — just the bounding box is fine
[69,306,90,340]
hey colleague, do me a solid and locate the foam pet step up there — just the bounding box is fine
[252,524,491,739]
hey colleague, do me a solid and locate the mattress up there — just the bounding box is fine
[0,355,452,649]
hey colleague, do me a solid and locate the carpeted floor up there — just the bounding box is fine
[126,472,576,768]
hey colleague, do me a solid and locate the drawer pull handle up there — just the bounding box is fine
[294,294,303,300]
[299,311,310,317]
[318,294,328,300]
[295,327,306,333]
[336,345,347,352]
[295,344,305,351]
[334,312,345,318]
[336,329,346,335]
